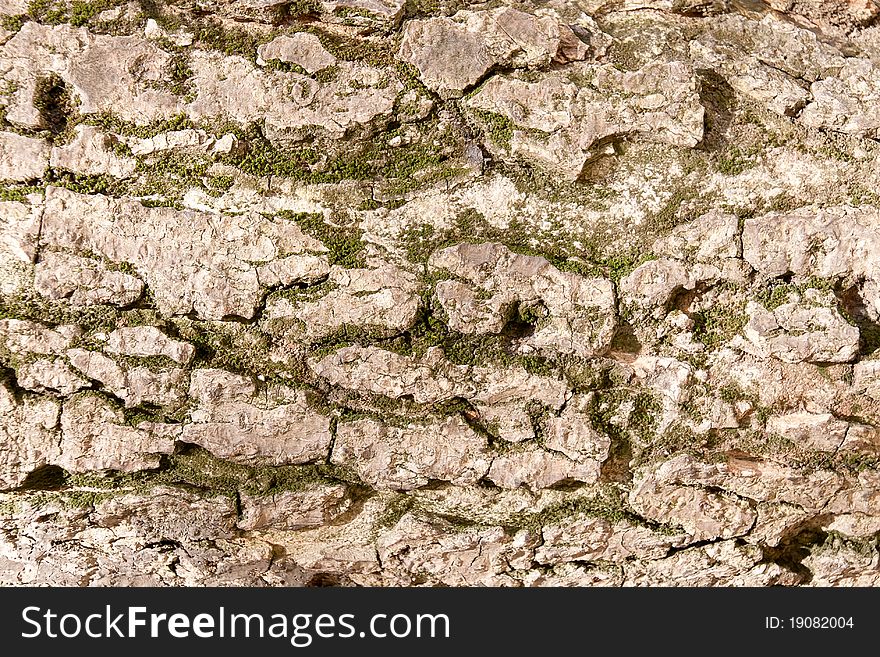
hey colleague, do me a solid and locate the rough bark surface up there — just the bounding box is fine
[0,0,879,586]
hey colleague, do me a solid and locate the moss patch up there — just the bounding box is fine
[278,210,364,269]
[401,207,651,283]
[0,291,120,332]
[27,0,124,27]
[506,485,682,536]
[33,72,74,138]
[691,292,748,349]
[469,109,514,149]
[37,445,366,508]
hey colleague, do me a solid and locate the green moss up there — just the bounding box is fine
[73,142,220,202]
[332,124,459,194]
[192,20,265,59]
[172,318,280,378]
[777,437,879,475]
[0,496,20,516]
[56,488,117,508]
[833,451,880,474]
[49,169,127,195]
[766,191,800,213]
[206,174,235,194]
[607,35,647,72]
[434,325,548,374]
[400,222,437,263]
[590,387,661,449]
[754,277,836,311]
[135,151,210,183]
[42,445,366,508]
[402,0,472,18]
[70,0,120,25]
[393,61,428,96]
[299,278,561,382]
[313,30,394,68]
[221,125,320,178]
[284,0,320,18]
[135,0,179,31]
[470,109,514,149]
[380,304,558,376]
[27,0,54,20]
[313,65,340,84]
[603,251,656,284]
[165,52,194,98]
[506,485,681,535]
[27,0,123,26]
[121,403,169,427]
[403,0,440,16]
[0,184,43,202]
[33,72,74,138]
[715,144,760,176]
[114,352,181,373]
[400,207,650,290]
[649,189,692,230]
[138,197,182,209]
[755,281,796,311]
[161,447,339,496]
[85,112,196,139]
[207,117,461,198]
[815,140,855,164]
[262,59,310,76]
[277,210,364,269]
[811,532,879,559]
[0,291,120,332]
[332,6,376,20]
[376,494,417,529]
[0,14,25,31]
[635,422,705,467]
[269,279,337,306]
[719,383,745,405]
[516,302,546,326]
[306,323,391,360]
[691,296,748,349]
[848,183,880,207]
